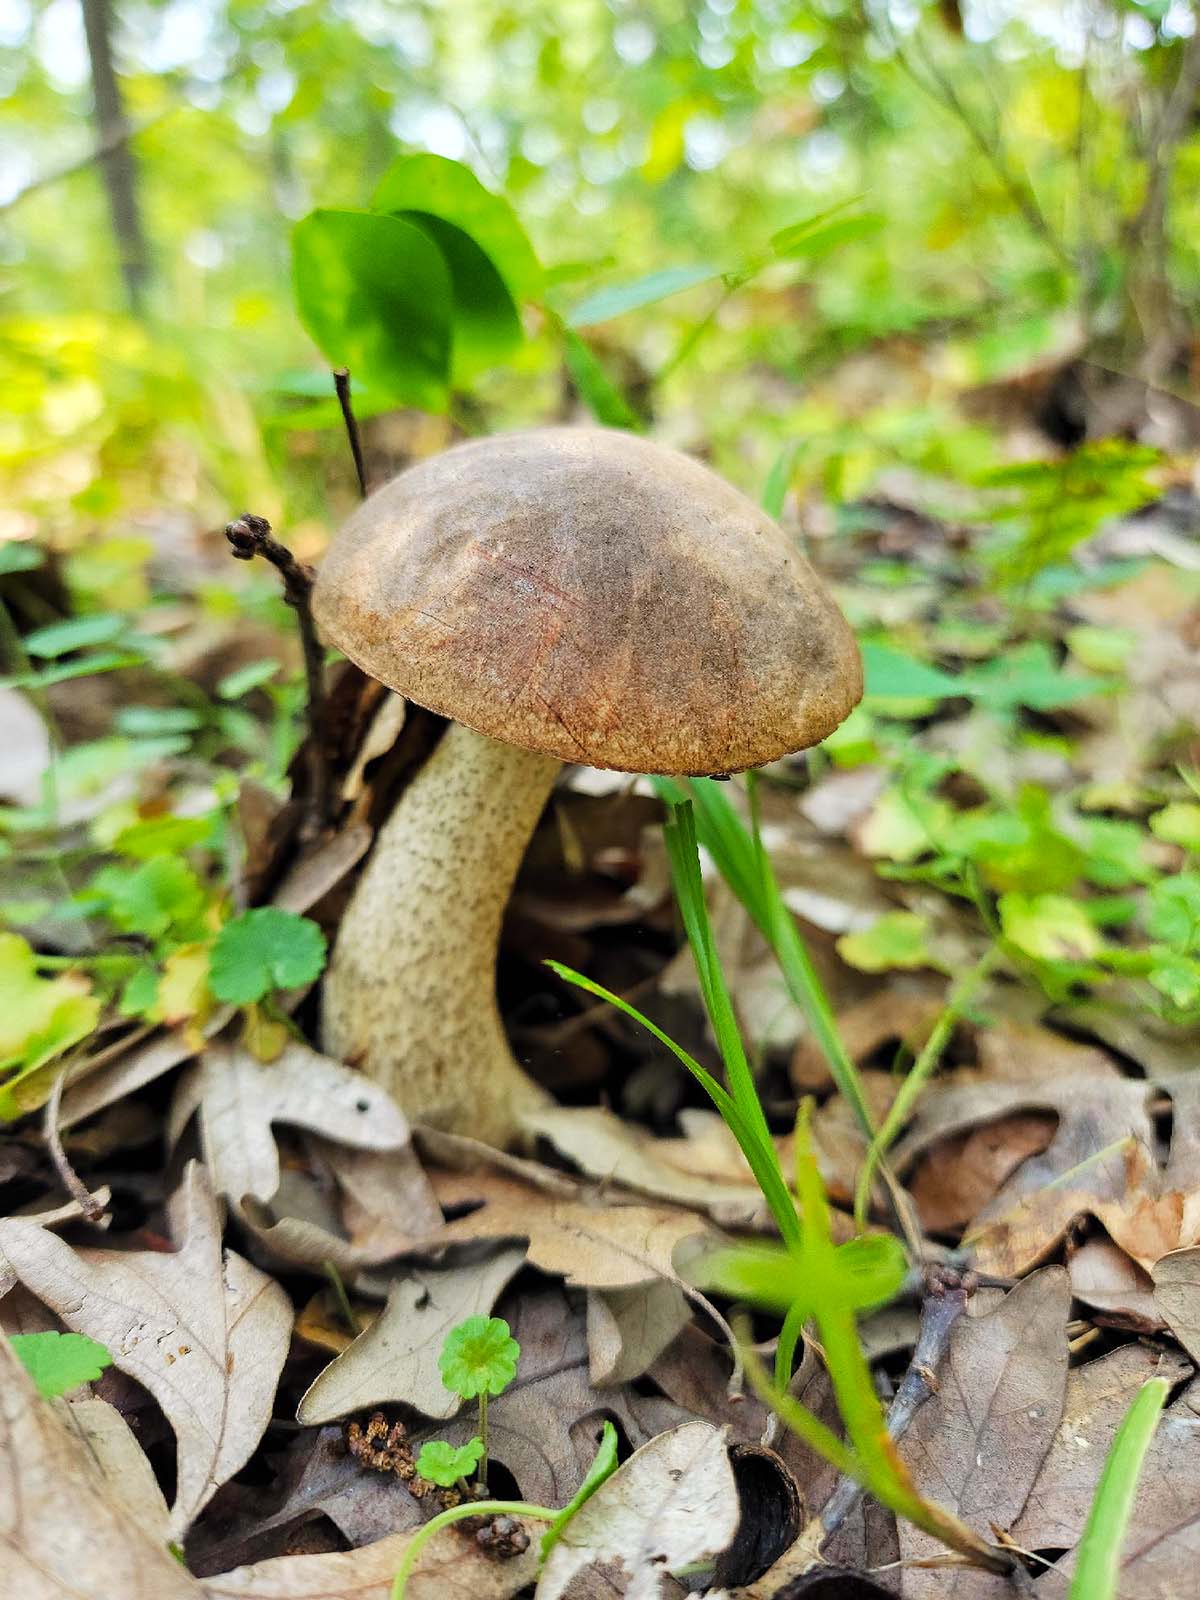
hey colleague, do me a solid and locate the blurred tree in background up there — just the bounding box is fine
[3,0,1198,546]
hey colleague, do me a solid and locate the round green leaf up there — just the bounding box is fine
[416,1436,485,1488]
[438,1315,520,1399]
[208,907,327,1004]
[291,209,453,409]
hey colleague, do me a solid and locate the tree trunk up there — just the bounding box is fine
[80,0,149,313]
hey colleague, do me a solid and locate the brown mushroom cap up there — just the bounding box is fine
[313,426,862,775]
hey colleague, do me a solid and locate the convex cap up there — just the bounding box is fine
[313,426,862,775]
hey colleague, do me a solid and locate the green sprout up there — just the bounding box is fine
[1069,1376,1169,1600]
[434,1313,519,1490]
[415,1437,485,1489]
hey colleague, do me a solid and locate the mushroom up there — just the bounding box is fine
[312,426,861,1147]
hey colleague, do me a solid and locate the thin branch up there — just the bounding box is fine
[44,1068,108,1224]
[224,513,330,833]
[818,1265,971,1546]
[333,369,369,500]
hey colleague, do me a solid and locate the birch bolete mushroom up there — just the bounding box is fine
[312,426,862,1147]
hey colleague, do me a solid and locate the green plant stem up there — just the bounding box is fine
[391,1500,556,1599]
[853,947,1000,1229]
[478,1390,489,1489]
[322,1259,359,1337]
[1069,1377,1169,1600]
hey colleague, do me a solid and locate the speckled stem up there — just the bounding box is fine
[320,722,558,1147]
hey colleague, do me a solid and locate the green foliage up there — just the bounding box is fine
[837,911,934,974]
[437,1315,520,1401]
[539,1421,619,1561]
[291,210,455,409]
[207,908,327,1005]
[0,934,100,1121]
[1069,1377,1170,1600]
[88,858,210,944]
[11,1331,112,1398]
[415,1437,485,1488]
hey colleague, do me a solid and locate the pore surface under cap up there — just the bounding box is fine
[312,426,862,774]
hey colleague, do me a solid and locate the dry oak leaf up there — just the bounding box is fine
[586,1279,691,1387]
[1009,1341,1194,1558]
[0,1333,202,1600]
[538,1420,739,1600]
[168,1039,413,1206]
[201,1524,536,1600]
[0,1161,291,1538]
[1152,1245,1200,1362]
[895,1267,1071,1599]
[297,1244,527,1424]
[1067,1236,1162,1329]
[896,1058,1200,1275]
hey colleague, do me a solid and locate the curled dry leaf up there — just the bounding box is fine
[0,1334,202,1600]
[586,1279,691,1387]
[1067,1236,1162,1328]
[200,1524,537,1600]
[896,1268,1071,1598]
[169,1040,413,1207]
[897,1054,1200,1275]
[537,1420,739,1600]
[0,1161,291,1538]
[1151,1245,1200,1361]
[297,1245,527,1424]
[520,1104,770,1228]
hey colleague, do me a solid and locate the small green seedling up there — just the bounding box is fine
[11,1330,112,1398]
[414,1437,485,1489]
[392,1418,618,1599]
[207,906,327,1005]
[422,1314,520,1490]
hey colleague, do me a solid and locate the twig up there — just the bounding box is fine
[323,1259,361,1337]
[333,369,369,500]
[224,513,330,833]
[44,1068,107,1224]
[818,1265,971,1545]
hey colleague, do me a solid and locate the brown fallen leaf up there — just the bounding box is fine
[201,1524,537,1599]
[896,1268,1071,1598]
[1152,1245,1200,1361]
[0,1334,202,1599]
[168,1040,413,1207]
[418,1139,715,1292]
[791,987,943,1093]
[1009,1342,1193,1556]
[1068,1236,1162,1328]
[297,1245,528,1424]
[586,1280,691,1387]
[538,1420,739,1599]
[909,1111,1056,1234]
[521,1103,770,1228]
[0,1161,292,1537]
[63,1396,173,1541]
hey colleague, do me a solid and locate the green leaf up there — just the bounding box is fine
[0,934,100,1118]
[762,442,799,520]
[1069,1377,1170,1600]
[373,153,542,301]
[217,659,281,699]
[540,1421,620,1560]
[568,263,721,327]
[373,154,540,381]
[862,642,963,704]
[837,911,933,973]
[23,614,127,659]
[1150,802,1200,851]
[999,892,1102,962]
[10,1331,112,1398]
[1146,874,1200,953]
[438,1315,519,1400]
[416,1437,485,1488]
[1148,953,1200,1011]
[114,706,202,738]
[696,1234,907,1319]
[0,542,43,577]
[90,857,209,942]
[559,325,642,429]
[208,907,327,1004]
[109,813,216,861]
[292,209,453,409]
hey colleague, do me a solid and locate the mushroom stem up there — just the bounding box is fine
[320,720,558,1147]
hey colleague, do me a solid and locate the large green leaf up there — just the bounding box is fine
[569,263,721,327]
[291,209,453,408]
[373,154,540,379]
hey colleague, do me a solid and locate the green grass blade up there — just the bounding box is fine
[1068,1376,1170,1600]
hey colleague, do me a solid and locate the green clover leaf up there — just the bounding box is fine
[11,1331,112,1398]
[416,1436,485,1487]
[208,907,327,1004]
[438,1315,519,1399]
